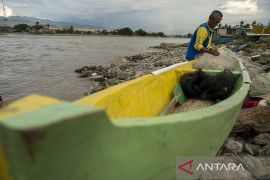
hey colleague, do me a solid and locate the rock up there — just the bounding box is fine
[74,68,82,73]
[135,71,145,78]
[251,55,261,61]
[89,75,105,82]
[79,70,90,78]
[180,42,189,47]
[107,67,119,79]
[81,66,89,71]
[119,63,129,70]
[237,44,248,51]
[242,155,270,178]
[263,66,270,72]
[116,71,129,80]
[244,48,253,53]
[244,143,260,155]
[154,61,163,67]
[163,60,174,66]
[259,145,270,156]
[238,51,244,54]
[89,84,106,94]
[127,54,144,62]
[263,50,270,56]
[160,43,180,49]
[110,63,116,68]
[259,57,269,65]
[224,138,243,154]
[254,134,270,145]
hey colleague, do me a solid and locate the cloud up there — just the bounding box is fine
[0,5,13,17]
[220,0,258,15]
[3,0,270,34]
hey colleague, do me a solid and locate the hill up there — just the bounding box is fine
[0,16,101,29]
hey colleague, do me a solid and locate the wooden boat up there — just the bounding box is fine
[0,48,250,180]
[252,24,270,34]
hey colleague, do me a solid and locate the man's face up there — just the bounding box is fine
[212,16,222,28]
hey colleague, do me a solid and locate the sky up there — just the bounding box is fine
[1,0,270,34]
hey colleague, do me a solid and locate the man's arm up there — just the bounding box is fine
[194,27,219,56]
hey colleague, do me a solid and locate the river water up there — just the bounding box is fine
[0,34,189,102]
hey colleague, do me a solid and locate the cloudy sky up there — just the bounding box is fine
[1,0,270,34]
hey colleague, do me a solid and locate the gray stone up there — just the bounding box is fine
[259,145,270,156]
[107,67,120,79]
[254,134,270,145]
[237,44,248,51]
[263,50,270,56]
[116,71,129,80]
[244,48,253,53]
[224,138,243,154]
[242,155,270,178]
[160,43,180,49]
[89,75,105,82]
[259,57,269,65]
[79,70,90,78]
[135,71,145,78]
[244,143,260,155]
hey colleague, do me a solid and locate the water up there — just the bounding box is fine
[0,34,189,102]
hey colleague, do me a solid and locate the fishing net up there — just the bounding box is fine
[193,51,240,71]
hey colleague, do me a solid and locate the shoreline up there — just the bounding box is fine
[74,42,188,94]
[74,37,270,97]
[2,32,184,38]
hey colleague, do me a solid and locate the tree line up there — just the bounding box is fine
[11,22,167,37]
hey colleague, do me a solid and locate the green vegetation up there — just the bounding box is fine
[7,23,181,37]
[14,24,29,32]
[32,21,43,33]
[134,29,147,36]
[111,27,134,36]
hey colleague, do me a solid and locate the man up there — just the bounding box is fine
[186,10,223,61]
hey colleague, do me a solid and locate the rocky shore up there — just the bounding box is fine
[74,43,188,95]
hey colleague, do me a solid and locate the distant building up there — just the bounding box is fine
[74,28,106,34]
[43,24,62,33]
[215,26,237,37]
[74,27,93,32]
[0,26,12,32]
[235,25,252,35]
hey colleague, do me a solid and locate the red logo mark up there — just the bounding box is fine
[178,160,193,175]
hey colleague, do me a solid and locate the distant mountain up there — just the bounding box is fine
[0,16,102,29]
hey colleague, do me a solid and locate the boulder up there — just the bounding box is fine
[259,57,269,65]
[89,75,105,82]
[224,138,243,154]
[79,70,90,78]
[242,155,270,178]
[237,44,248,51]
[254,134,270,145]
[244,143,260,155]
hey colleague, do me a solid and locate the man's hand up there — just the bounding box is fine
[208,48,220,56]
[200,47,220,56]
